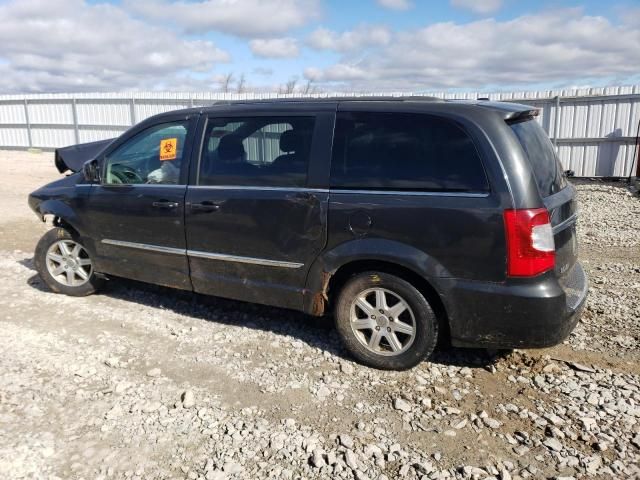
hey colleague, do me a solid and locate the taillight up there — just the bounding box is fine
[504,208,555,277]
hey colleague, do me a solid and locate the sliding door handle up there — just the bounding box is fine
[152,200,179,209]
[190,201,221,212]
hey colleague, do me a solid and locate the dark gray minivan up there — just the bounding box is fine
[29,97,587,370]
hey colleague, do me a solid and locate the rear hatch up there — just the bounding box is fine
[509,119,578,279]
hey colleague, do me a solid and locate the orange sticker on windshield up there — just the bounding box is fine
[160,138,178,161]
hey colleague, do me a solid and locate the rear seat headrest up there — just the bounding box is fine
[279,130,301,153]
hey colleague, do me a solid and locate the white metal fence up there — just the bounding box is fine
[1,86,638,177]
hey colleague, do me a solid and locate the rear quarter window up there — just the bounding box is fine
[330,112,489,192]
[509,119,567,197]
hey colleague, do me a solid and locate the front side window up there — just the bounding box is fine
[104,121,188,185]
[199,116,316,187]
[330,112,489,192]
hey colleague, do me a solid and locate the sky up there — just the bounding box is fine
[0,0,639,94]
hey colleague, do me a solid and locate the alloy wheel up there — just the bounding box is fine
[45,239,93,287]
[349,287,416,356]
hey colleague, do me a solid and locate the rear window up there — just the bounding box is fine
[330,112,489,192]
[510,119,566,197]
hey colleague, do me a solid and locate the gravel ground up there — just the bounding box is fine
[576,182,640,248]
[0,151,638,480]
[571,180,640,358]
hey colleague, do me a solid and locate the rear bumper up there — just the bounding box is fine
[442,262,588,349]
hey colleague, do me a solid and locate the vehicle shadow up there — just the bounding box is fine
[21,256,505,370]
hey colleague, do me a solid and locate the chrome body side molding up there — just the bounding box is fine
[101,239,186,255]
[187,249,303,268]
[101,239,303,269]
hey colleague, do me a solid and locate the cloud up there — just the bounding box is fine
[0,0,229,93]
[450,0,502,15]
[618,6,640,27]
[124,0,320,37]
[307,25,392,52]
[1,1,637,95]
[305,64,368,82]
[376,0,412,10]
[304,9,640,90]
[252,67,274,76]
[249,38,299,58]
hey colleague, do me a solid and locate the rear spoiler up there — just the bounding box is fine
[472,100,540,122]
[54,138,114,173]
[504,108,540,123]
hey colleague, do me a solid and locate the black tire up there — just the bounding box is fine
[34,227,103,296]
[334,271,438,370]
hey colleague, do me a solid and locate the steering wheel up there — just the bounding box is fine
[110,165,144,184]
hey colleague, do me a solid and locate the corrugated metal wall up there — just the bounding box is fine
[0,86,638,177]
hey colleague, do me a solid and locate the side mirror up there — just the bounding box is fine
[83,159,100,183]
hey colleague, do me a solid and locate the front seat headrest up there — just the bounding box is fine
[218,134,245,162]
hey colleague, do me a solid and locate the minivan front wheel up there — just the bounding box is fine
[35,227,103,296]
[335,272,438,370]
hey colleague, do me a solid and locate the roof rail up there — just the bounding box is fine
[205,95,442,106]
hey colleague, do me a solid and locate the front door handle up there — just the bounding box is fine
[152,200,180,209]
[190,201,221,213]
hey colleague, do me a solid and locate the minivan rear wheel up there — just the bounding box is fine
[335,272,438,370]
[34,227,103,296]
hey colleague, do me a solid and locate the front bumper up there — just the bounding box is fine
[442,262,588,349]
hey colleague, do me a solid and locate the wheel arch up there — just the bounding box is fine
[37,199,85,237]
[303,239,451,344]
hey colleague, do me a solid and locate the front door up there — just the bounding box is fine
[87,116,197,289]
[185,112,331,309]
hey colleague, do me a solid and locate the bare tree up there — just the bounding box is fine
[236,73,246,93]
[280,78,298,94]
[302,79,316,95]
[219,73,234,93]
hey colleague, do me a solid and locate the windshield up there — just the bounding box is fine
[510,119,566,197]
